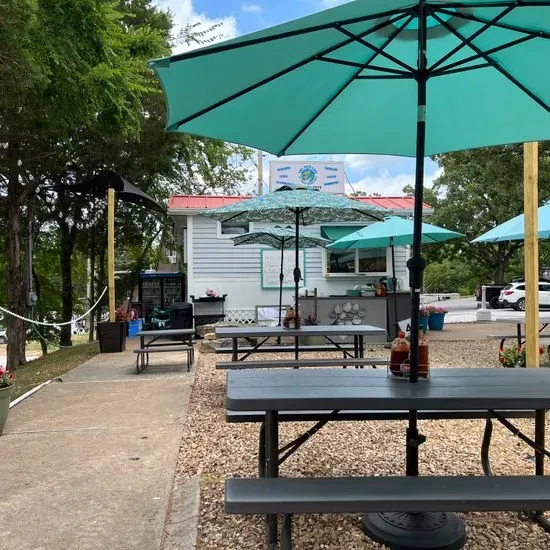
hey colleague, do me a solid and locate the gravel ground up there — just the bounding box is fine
[176,340,550,550]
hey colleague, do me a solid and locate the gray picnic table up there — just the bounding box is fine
[215,324,386,361]
[489,312,550,348]
[134,328,195,374]
[226,367,550,548]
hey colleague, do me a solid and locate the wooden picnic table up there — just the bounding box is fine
[226,367,550,548]
[134,328,195,374]
[215,324,386,361]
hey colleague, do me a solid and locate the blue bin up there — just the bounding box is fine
[128,319,143,337]
[428,313,445,331]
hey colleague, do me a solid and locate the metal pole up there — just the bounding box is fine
[524,142,539,367]
[108,187,116,322]
[406,0,428,478]
[391,239,399,339]
[257,149,264,196]
[278,241,285,326]
[265,410,279,547]
[293,211,301,358]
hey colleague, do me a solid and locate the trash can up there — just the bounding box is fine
[168,302,194,330]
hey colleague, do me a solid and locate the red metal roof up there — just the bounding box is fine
[168,194,431,211]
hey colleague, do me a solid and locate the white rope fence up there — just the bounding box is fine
[0,286,108,328]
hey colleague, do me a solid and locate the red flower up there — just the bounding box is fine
[499,357,505,364]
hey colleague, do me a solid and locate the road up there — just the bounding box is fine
[421,295,478,323]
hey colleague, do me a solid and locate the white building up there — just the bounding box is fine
[167,194,433,323]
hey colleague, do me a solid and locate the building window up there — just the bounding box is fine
[327,249,356,274]
[357,248,387,273]
[325,248,390,276]
[217,220,250,238]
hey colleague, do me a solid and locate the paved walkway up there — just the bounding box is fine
[0,340,196,550]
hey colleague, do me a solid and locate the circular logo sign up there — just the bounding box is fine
[298,165,318,186]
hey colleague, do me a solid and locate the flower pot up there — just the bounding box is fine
[428,313,446,331]
[419,316,429,332]
[97,321,127,353]
[0,384,14,436]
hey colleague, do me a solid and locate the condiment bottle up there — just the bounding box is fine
[283,306,295,328]
[418,329,429,378]
[390,331,410,376]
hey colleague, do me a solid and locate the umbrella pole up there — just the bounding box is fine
[293,211,301,359]
[391,239,399,340]
[278,242,285,326]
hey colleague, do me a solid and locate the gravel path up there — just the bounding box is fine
[176,341,550,549]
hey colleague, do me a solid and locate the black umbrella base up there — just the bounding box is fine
[363,512,467,550]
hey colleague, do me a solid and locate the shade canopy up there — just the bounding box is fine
[151,1,550,157]
[201,187,386,225]
[471,202,550,243]
[328,216,464,249]
[231,227,331,249]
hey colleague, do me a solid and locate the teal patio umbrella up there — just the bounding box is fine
[202,186,385,331]
[329,216,463,334]
[472,202,550,243]
[151,2,550,545]
[231,227,331,325]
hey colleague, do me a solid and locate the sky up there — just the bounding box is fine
[153,0,442,196]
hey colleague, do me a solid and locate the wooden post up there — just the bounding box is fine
[108,187,116,323]
[524,142,539,368]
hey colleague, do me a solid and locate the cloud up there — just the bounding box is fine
[350,167,444,197]
[154,0,237,53]
[320,0,350,7]
[241,2,263,14]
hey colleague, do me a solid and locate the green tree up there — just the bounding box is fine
[430,144,550,284]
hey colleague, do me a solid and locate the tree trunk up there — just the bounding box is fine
[5,142,27,370]
[493,260,506,285]
[32,269,48,357]
[59,220,74,347]
[88,233,96,342]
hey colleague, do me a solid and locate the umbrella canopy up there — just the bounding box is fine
[231,227,331,248]
[328,216,464,249]
[201,187,386,225]
[150,2,550,157]
[472,203,550,243]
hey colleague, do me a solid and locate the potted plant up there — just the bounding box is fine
[419,307,429,332]
[0,365,15,435]
[427,305,448,331]
[498,345,544,368]
[97,305,129,353]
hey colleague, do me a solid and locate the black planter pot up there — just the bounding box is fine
[97,321,127,353]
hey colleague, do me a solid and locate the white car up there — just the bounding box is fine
[499,281,550,311]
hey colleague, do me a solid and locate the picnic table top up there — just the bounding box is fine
[136,328,195,336]
[226,367,550,412]
[215,324,386,338]
[491,314,550,324]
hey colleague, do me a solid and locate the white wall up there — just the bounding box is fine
[185,215,410,311]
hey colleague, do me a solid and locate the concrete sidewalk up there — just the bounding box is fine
[0,341,196,550]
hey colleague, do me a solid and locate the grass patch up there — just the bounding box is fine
[10,343,99,400]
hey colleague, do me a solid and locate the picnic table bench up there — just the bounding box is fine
[216,357,389,370]
[134,328,195,374]
[225,368,550,549]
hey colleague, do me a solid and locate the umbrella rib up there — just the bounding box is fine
[432,33,536,76]
[433,61,492,77]
[334,25,416,74]
[432,13,550,114]
[318,57,411,76]
[437,6,550,40]
[172,13,411,130]
[429,4,516,72]
[276,14,415,157]
[167,7,414,63]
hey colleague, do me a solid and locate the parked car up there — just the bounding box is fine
[499,280,550,311]
[475,284,506,309]
[0,328,6,345]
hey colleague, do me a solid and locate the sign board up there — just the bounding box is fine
[269,161,345,194]
[261,249,306,290]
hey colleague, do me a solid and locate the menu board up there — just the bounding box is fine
[261,249,306,290]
